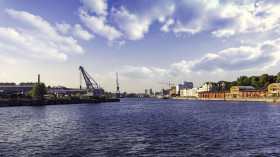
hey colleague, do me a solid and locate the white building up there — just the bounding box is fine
[199,82,218,92]
[176,81,193,94]
[180,88,198,97]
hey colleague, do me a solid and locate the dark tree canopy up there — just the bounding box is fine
[217,73,279,91]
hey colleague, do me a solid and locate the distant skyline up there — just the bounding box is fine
[1,0,280,93]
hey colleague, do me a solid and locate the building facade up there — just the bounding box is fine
[180,88,198,97]
[230,86,268,98]
[0,82,35,93]
[198,86,269,99]
[198,91,228,98]
[199,82,218,92]
[176,81,193,94]
[169,86,177,96]
[268,83,280,97]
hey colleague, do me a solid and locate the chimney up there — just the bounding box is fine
[38,74,40,83]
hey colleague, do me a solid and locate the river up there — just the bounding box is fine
[0,98,280,156]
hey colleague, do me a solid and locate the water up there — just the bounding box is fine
[0,98,280,156]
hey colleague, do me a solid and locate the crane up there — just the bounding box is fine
[79,66,104,97]
[159,81,175,90]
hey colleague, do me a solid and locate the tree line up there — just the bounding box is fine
[218,73,280,91]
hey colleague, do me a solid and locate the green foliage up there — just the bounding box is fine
[224,82,232,90]
[217,72,280,91]
[29,83,47,100]
[276,72,280,83]
[99,94,106,99]
[230,81,237,87]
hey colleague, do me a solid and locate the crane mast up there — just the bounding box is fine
[159,81,174,90]
[79,66,99,89]
[79,66,104,97]
[116,73,120,98]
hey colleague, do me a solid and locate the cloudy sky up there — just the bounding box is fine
[1,0,280,93]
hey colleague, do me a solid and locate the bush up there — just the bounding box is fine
[99,94,106,99]
[29,83,47,100]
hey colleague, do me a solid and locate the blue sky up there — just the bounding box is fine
[0,0,280,93]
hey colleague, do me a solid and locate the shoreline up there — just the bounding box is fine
[0,98,120,107]
[171,97,280,103]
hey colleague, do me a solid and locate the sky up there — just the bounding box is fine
[0,0,280,93]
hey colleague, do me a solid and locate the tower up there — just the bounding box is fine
[116,73,120,98]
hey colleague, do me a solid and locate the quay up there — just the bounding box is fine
[0,98,120,107]
[171,97,280,103]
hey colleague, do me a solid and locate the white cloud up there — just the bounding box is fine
[56,22,94,41]
[0,27,68,61]
[113,2,175,40]
[80,0,108,16]
[75,1,280,42]
[172,38,280,72]
[0,9,83,62]
[120,65,169,79]
[160,19,174,33]
[212,29,235,38]
[113,7,151,40]
[153,1,280,37]
[73,24,94,41]
[56,22,71,34]
[117,37,280,81]
[79,9,122,41]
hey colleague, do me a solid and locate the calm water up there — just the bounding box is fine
[0,98,280,157]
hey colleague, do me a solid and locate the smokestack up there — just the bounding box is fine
[38,74,40,83]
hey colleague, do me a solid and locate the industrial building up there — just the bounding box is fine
[0,82,35,93]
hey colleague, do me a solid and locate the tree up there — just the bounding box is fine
[231,81,237,87]
[276,72,280,83]
[237,76,248,86]
[243,77,251,86]
[224,82,232,90]
[263,82,270,89]
[251,76,259,88]
[259,74,269,88]
[29,83,47,100]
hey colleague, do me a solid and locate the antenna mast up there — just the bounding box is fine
[116,73,120,98]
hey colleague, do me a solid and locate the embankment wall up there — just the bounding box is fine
[171,97,280,103]
[0,98,120,107]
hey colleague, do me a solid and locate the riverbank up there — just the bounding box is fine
[171,97,280,103]
[0,98,120,107]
